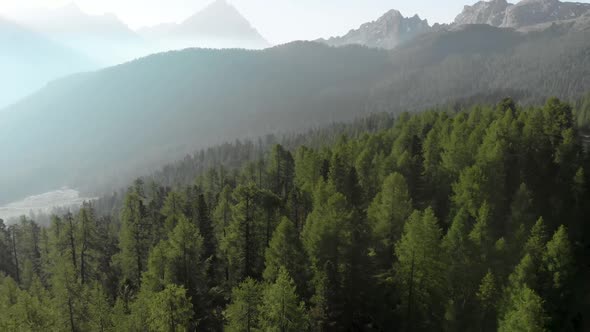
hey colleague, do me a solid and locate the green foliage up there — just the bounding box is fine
[499,286,547,332]
[303,183,353,272]
[263,218,308,297]
[267,144,295,200]
[523,218,548,261]
[51,256,86,331]
[294,146,323,193]
[477,270,497,311]
[225,278,263,332]
[162,191,187,230]
[2,97,590,331]
[368,172,412,268]
[117,190,150,286]
[76,202,99,284]
[147,285,193,332]
[166,216,205,290]
[542,225,575,328]
[441,209,480,330]
[87,283,115,332]
[543,226,574,291]
[260,267,308,332]
[394,208,445,329]
[142,215,206,326]
[0,275,55,330]
[223,183,266,283]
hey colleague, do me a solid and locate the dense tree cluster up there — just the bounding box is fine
[1,98,589,331]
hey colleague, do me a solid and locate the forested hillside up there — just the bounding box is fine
[1,98,588,331]
[2,23,590,205]
[0,42,390,204]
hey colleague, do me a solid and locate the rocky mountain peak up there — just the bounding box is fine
[174,0,268,46]
[502,0,590,28]
[381,9,404,19]
[454,0,514,26]
[138,0,269,50]
[454,0,590,29]
[321,10,431,49]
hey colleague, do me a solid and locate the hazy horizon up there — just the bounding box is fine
[6,0,589,45]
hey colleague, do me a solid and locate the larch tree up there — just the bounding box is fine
[213,184,234,283]
[260,267,308,332]
[118,190,150,287]
[302,182,355,328]
[441,208,479,330]
[223,183,265,283]
[161,191,187,234]
[542,225,574,329]
[263,218,309,298]
[476,270,499,331]
[498,286,547,332]
[394,208,445,330]
[76,202,98,284]
[224,278,262,332]
[147,284,193,332]
[367,172,412,269]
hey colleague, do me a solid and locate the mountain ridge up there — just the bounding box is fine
[320,9,432,49]
[320,0,590,50]
[454,0,590,29]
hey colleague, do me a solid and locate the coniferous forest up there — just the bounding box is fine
[2,97,590,331]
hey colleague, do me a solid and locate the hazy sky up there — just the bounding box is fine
[3,0,590,44]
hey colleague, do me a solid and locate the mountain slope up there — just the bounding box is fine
[138,0,269,50]
[320,9,431,49]
[0,43,388,203]
[0,17,95,107]
[373,24,590,109]
[1,24,589,204]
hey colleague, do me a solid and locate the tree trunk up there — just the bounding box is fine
[68,296,76,332]
[67,216,77,270]
[10,228,20,284]
[406,251,415,332]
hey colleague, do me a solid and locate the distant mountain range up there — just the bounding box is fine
[321,0,590,49]
[12,0,268,64]
[0,1,270,108]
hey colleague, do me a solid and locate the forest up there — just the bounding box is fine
[1,97,589,331]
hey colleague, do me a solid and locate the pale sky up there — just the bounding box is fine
[2,0,590,44]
